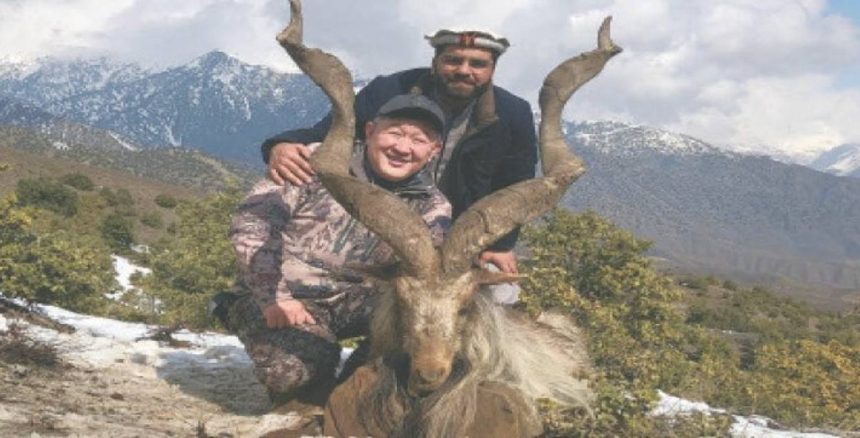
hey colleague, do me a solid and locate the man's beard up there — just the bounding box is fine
[434,74,489,101]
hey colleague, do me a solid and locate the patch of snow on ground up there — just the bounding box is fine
[107,132,139,151]
[0,261,842,437]
[111,255,151,292]
[29,304,248,371]
[106,255,152,302]
[654,391,839,438]
[653,390,719,417]
[0,303,296,434]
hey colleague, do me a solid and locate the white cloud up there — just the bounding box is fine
[0,0,858,158]
[549,0,860,157]
[673,75,860,160]
[0,0,137,60]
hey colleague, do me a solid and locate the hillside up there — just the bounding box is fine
[563,121,860,310]
[0,144,203,247]
[811,143,860,178]
[0,125,257,192]
[3,53,858,309]
[0,96,141,152]
[1,52,329,164]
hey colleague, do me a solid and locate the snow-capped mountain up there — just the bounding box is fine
[564,120,860,303]
[0,51,328,164]
[3,53,859,303]
[0,56,147,108]
[0,96,139,152]
[809,143,860,178]
[573,120,725,157]
[0,59,36,81]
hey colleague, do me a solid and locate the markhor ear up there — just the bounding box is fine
[474,269,521,286]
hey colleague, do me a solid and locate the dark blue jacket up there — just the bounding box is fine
[262,68,538,250]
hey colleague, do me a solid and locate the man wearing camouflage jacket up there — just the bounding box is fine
[220,94,451,405]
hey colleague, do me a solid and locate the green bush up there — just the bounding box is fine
[139,188,241,329]
[524,209,860,433]
[520,210,730,434]
[722,279,739,291]
[100,187,118,206]
[682,276,710,290]
[115,188,134,206]
[0,195,116,312]
[711,340,860,430]
[100,187,135,215]
[112,188,137,216]
[101,213,135,252]
[154,193,178,209]
[59,173,95,191]
[686,302,755,333]
[15,177,79,217]
[140,211,163,229]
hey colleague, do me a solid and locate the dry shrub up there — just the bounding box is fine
[0,322,63,369]
[136,324,192,348]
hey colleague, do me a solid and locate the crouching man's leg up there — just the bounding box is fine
[221,293,340,406]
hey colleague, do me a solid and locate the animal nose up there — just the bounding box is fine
[417,366,448,384]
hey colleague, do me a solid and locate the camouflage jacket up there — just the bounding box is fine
[231,143,451,310]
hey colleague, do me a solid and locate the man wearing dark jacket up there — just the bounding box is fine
[262,29,537,275]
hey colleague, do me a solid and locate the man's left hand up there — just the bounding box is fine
[479,250,518,274]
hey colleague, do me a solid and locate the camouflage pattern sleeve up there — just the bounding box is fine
[230,179,326,310]
[421,188,452,247]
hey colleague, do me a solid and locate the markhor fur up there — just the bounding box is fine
[354,290,592,437]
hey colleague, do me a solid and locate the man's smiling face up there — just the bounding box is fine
[432,46,496,99]
[364,117,441,182]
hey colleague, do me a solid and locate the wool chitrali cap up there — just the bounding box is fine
[425,28,510,55]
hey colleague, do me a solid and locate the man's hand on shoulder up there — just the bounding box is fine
[263,299,316,328]
[268,142,315,186]
[479,249,518,274]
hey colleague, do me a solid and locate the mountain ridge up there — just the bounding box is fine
[1,51,328,164]
[2,53,858,308]
[564,120,860,307]
[810,143,860,178]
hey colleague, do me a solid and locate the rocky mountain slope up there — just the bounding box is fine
[810,143,860,178]
[1,52,327,164]
[0,125,256,192]
[564,121,860,307]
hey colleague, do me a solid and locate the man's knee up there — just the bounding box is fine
[250,345,318,394]
[249,340,341,399]
[219,293,341,396]
[243,323,341,397]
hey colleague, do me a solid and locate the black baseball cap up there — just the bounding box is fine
[375,94,446,135]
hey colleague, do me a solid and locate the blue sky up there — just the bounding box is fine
[1,0,858,161]
[829,0,860,21]
[829,0,860,88]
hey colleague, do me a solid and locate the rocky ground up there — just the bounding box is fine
[0,298,844,438]
[0,303,316,437]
